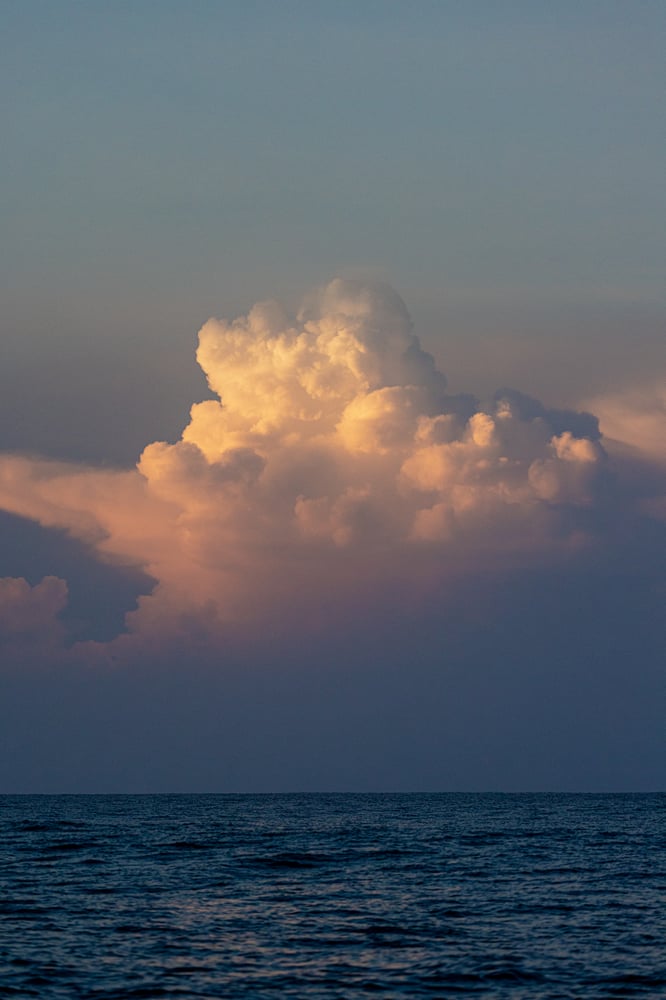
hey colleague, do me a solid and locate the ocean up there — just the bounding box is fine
[0,793,664,998]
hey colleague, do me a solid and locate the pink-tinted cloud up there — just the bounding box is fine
[585,382,666,467]
[0,280,640,657]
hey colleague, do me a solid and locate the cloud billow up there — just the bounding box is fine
[0,280,636,654]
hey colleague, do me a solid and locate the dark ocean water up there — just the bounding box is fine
[0,794,664,999]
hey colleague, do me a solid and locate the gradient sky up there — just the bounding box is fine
[1,2,664,792]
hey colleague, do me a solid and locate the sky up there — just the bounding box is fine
[0,1,664,792]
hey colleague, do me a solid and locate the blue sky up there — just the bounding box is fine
[4,2,664,299]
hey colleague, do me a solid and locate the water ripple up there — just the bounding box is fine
[0,793,664,998]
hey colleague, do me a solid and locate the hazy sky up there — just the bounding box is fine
[1,2,664,792]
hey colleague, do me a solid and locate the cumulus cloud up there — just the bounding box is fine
[0,280,623,653]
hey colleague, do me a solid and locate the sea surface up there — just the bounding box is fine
[0,794,664,999]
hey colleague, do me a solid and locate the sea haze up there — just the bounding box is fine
[1,793,664,998]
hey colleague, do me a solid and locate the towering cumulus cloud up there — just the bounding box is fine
[0,280,626,654]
